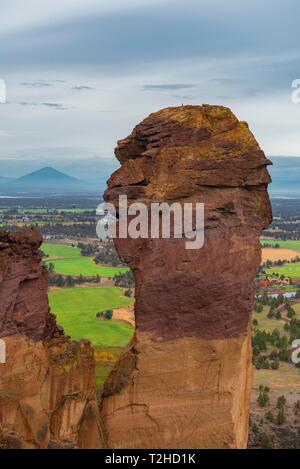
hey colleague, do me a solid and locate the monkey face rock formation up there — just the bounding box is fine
[102,105,272,449]
[0,230,102,449]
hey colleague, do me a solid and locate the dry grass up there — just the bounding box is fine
[262,248,299,262]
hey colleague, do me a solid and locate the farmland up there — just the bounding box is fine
[261,247,299,262]
[49,286,134,347]
[266,263,300,279]
[261,240,300,252]
[43,242,129,277]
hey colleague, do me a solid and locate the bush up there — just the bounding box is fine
[294,400,300,415]
[276,395,286,409]
[260,432,274,449]
[124,289,133,298]
[96,309,113,320]
[275,310,281,320]
[257,387,270,407]
[270,360,279,370]
[276,409,286,425]
[104,309,113,320]
[265,411,274,423]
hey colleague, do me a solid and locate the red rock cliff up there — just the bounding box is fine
[102,105,272,448]
[0,230,103,448]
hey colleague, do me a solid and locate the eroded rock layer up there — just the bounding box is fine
[0,230,103,448]
[102,105,272,448]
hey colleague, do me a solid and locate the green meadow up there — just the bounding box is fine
[261,240,300,252]
[42,243,81,259]
[266,263,300,279]
[42,242,129,277]
[49,286,134,347]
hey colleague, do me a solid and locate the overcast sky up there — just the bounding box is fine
[1,0,300,176]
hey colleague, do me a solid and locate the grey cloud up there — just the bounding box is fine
[171,94,195,100]
[20,81,52,88]
[18,101,68,110]
[243,88,260,97]
[72,85,95,90]
[142,84,196,91]
[210,78,245,85]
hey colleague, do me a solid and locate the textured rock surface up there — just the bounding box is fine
[0,230,103,448]
[102,105,272,448]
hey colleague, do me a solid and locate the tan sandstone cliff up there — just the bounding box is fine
[0,230,103,449]
[102,105,272,448]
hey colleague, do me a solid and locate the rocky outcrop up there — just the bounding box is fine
[102,105,272,448]
[0,230,103,448]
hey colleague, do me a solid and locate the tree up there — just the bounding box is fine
[274,310,281,320]
[252,319,258,327]
[257,386,270,407]
[265,411,274,423]
[66,276,75,287]
[270,360,279,370]
[287,308,296,319]
[260,432,274,449]
[124,289,133,298]
[276,395,286,410]
[254,304,263,313]
[276,409,286,425]
[104,309,113,320]
[294,400,300,415]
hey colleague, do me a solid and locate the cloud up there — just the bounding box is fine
[72,85,95,91]
[18,101,68,110]
[210,78,245,85]
[171,94,195,101]
[243,88,260,97]
[20,81,52,88]
[142,83,196,91]
[1,0,173,35]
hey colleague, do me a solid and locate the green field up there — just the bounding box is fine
[261,240,300,252]
[47,257,128,277]
[266,263,300,278]
[42,243,81,259]
[253,307,287,334]
[49,286,134,347]
[43,242,129,278]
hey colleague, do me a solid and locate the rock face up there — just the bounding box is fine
[102,105,272,448]
[0,230,103,448]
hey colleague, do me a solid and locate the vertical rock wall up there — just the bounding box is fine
[0,230,103,448]
[102,105,272,448]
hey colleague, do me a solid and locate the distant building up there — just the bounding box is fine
[259,280,269,288]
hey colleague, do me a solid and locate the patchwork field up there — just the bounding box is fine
[261,240,300,252]
[43,242,129,277]
[42,243,80,259]
[266,263,300,278]
[252,307,287,334]
[262,247,299,262]
[49,286,134,347]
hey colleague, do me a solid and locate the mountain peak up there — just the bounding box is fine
[0,166,90,194]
